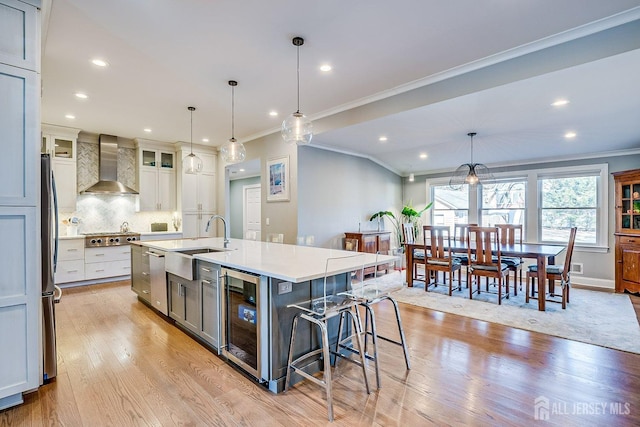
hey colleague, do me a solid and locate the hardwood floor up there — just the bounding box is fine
[2,281,640,426]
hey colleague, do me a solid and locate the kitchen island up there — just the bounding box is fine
[131,237,394,392]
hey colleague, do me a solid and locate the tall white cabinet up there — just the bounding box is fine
[41,124,80,212]
[178,145,217,238]
[0,0,41,410]
[135,139,177,212]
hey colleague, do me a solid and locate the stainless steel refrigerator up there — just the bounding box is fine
[41,154,61,382]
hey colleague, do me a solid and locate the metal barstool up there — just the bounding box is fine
[336,251,411,388]
[284,253,370,422]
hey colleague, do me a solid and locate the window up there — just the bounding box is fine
[481,180,526,231]
[427,164,607,249]
[539,175,598,244]
[432,184,469,227]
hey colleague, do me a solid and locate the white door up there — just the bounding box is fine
[243,185,261,240]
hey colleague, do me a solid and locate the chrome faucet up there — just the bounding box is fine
[205,215,230,248]
[120,221,129,233]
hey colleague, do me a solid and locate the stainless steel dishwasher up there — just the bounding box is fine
[146,249,167,315]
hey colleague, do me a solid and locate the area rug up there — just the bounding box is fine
[361,271,640,354]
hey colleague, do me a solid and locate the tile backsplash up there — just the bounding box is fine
[60,194,179,235]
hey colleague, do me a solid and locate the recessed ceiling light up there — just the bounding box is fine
[239,168,245,172]
[565,131,577,139]
[143,128,152,133]
[75,92,88,99]
[202,138,209,143]
[378,136,388,142]
[320,64,332,72]
[269,111,278,117]
[65,114,75,119]
[419,153,427,159]
[552,99,570,107]
[91,58,108,67]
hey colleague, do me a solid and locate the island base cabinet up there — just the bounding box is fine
[131,246,151,303]
[266,274,351,393]
[168,273,201,334]
[198,261,221,351]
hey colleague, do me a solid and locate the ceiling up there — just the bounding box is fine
[42,0,640,177]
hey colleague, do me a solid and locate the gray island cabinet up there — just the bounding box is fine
[131,237,391,393]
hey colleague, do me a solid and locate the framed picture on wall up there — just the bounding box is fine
[267,155,289,202]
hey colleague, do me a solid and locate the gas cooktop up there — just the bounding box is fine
[82,232,141,247]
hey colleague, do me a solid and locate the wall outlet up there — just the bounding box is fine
[278,281,292,294]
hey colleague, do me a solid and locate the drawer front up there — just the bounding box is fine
[58,239,85,261]
[620,236,640,245]
[197,261,218,281]
[85,246,132,263]
[85,259,132,280]
[55,260,85,284]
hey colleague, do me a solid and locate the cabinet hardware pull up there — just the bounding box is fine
[201,267,211,272]
[96,269,104,272]
[142,290,150,294]
[142,272,149,276]
[145,251,164,258]
[67,269,78,273]
[95,253,105,257]
[202,279,211,284]
[68,249,78,252]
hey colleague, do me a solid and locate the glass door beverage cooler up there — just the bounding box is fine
[221,268,262,379]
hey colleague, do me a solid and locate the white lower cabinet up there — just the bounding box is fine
[84,246,132,280]
[55,238,84,284]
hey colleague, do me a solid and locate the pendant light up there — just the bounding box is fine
[449,132,494,189]
[183,106,203,174]
[220,80,246,164]
[282,36,312,145]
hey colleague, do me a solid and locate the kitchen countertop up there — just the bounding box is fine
[134,237,397,283]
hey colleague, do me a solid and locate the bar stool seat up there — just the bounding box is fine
[284,253,370,422]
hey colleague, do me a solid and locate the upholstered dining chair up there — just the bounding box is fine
[496,224,524,296]
[402,223,425,283]
[526,227,577,309]
[467,226,510,304]
[423,225,462,295]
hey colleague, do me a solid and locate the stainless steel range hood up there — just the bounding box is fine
[81,135,138,194]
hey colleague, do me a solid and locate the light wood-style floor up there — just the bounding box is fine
[2,281,640,426]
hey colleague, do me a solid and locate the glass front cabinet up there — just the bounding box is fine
[613,169,640,294]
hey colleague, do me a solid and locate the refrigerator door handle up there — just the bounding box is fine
[53,285,62,303]
[52,171,59,273]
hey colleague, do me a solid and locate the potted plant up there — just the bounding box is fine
[369,201,432,248]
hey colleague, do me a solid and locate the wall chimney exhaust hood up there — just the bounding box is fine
[81,135,138,194]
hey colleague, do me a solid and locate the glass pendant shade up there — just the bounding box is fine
[282,37,313,146]
[183,106,202,174]
[220,80,247,164]
[183,152,203,174]
[221,138,246,163]
[282,112,313,145]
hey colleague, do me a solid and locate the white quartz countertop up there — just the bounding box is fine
[136,237,397,283]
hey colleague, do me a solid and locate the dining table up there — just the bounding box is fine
[404,240,567,311]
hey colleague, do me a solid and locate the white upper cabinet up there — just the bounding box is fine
[136,140,176,212]
[41,125,80,212]
[179,146,217,213]
[0,0,38,70]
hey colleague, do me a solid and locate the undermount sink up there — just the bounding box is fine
[176,248,228,256]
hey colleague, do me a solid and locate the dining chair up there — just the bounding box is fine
[402,223,425,283]
[284,253,370,422]
[526,227,577,309]
[423,225,462,295]
[496,224,524,296]
[336,251,411,389]
[452,223,477,285]
[467,226,510,304]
